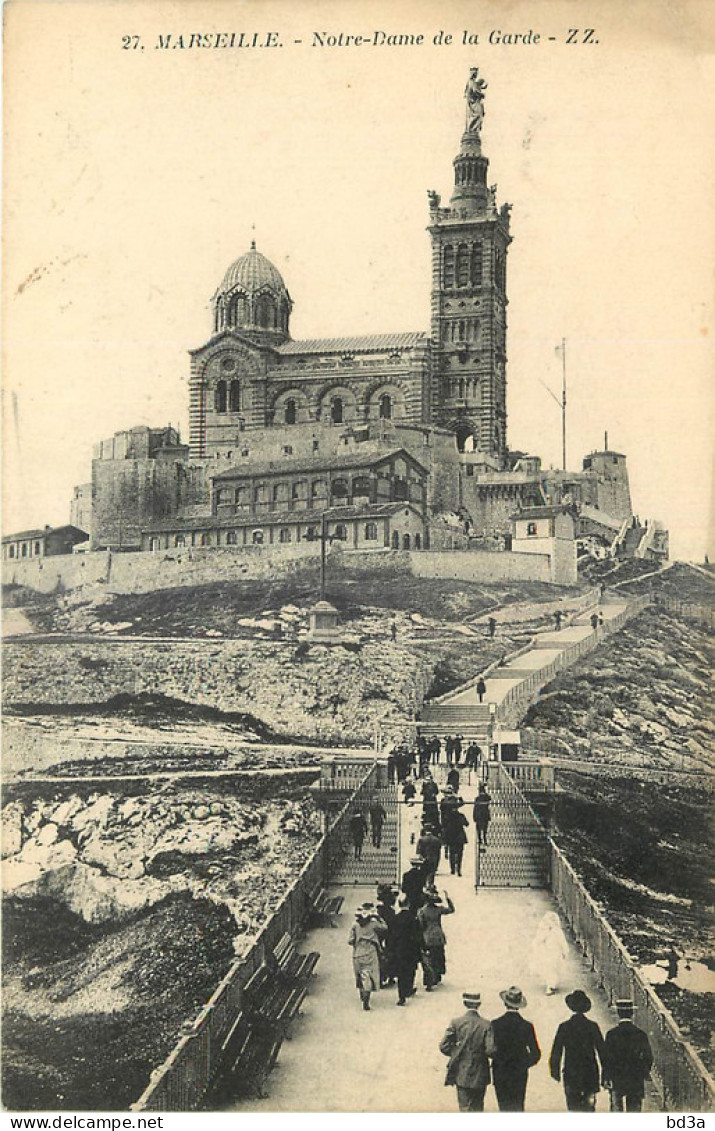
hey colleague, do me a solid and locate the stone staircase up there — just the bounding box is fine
[417,702,492,744]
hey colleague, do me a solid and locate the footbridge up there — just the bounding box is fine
[131,749,713,1113]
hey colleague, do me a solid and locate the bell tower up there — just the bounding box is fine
[428,69,511,459]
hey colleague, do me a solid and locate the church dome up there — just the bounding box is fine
[213,241,292,341]
[218,243,289,299]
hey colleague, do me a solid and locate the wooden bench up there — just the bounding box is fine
[242,959,307,1038]
[269,932,320,985]
[308,883,344,928]
[210,1013,282,1102]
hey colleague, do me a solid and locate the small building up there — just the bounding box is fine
[2,524,88,562]
[510,504,577,586]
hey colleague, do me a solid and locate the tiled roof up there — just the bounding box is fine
[2,528,47,543]
[212,447,426,481]
[144,501,421,534]
[276,332,427,356]
[215,245,289,298]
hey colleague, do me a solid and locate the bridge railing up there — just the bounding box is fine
[132,764,379,1112]
[551,842,715,1112]
[654,596,714,629]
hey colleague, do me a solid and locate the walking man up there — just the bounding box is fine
[369,799,387,848]
[349,808,368,861]
[602,999,653,1112]
[440,991,495,1111]
[473,784,492,848]
[490,986,541,1111]
[442,804,469,876]
[392,896,422,1006]
[549,989,605,1111]
[476,677,487,703]
[488,616,497,639]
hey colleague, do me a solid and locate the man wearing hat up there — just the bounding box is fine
[602,999,653,1112]
[439,991,495,1111]
[549,990,606,1111]
[401,855,428,910]
[490,986,541,1111]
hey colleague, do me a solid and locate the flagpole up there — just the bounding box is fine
[561,337,567,470]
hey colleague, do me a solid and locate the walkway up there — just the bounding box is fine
[229,781,659,1113]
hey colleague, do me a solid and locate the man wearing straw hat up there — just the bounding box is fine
[439,991,495,1111]
[602,999,653,1112]
[490,985,541,1111]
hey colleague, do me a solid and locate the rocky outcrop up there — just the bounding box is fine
[2,790,322,926]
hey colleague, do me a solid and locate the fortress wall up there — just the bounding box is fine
[4,541,557,598]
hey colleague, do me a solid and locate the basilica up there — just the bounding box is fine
[66,75,663,564]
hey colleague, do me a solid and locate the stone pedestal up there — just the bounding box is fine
[308,600,342,642]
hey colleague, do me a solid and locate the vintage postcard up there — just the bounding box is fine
[2,0,713,1118]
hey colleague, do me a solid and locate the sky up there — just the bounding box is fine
[3,0,713,560]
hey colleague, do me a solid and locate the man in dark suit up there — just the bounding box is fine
[440,991,495,1111]
[602,999,653,1112]
[401,854,427,910]
[490,985,541,1111]
[549,989,606,1111]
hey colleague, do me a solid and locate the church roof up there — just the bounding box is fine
[276,332,427,356]
[211,447,427,482]
[216,243,289,298]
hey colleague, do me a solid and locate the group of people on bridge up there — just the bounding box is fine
[388,735,488,781]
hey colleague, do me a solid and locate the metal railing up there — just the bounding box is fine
[132,764,379,1112]
[551,842,715,1112]
[654,596,714,629]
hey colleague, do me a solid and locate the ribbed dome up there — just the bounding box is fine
[217,242,288,299]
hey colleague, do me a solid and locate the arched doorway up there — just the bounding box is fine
[402,533,411,550]
[454,422,475,453]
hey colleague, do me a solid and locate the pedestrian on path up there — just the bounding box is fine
[602,999,653,1112]
[376,884,398,987]
[392,896,422,1006]
[402,778,416,805]
[488,616,497,639]
[401,854,428,910]
[349,809,368,860]
[440,991,495,1111]
[490,985,541,1111]
[529,911,569,994]
[417,885,455,990]
[417,822,443,883]
[442,805,469,876]
[472,784,492,848]
[446,765,461,791]
[549,989,606,1112]
[348,903,387,1011]
[476,677,487,703]
[369,799,387,848]
[590,612,599,632]
[554,610,563,630]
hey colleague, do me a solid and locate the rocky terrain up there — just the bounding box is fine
[1,778,322,1109]
[525,578,714,1071]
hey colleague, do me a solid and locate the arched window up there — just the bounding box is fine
[229,380,241,412]
[252,529,264,545]
[255,295,275,328]
[8,545,15,559]
[331,478,349,500]
[305,526,319,541]
[174,535,185,548]
[443,245,455,288]
[471,243,483,285]
[34,541,41,556]
[200,533,210,547]
[215,380,227,413]
[226,531,238,545]
[279,528,292,543]
[285,398,297,425]
[334,523,348,541]
[21,543,27,557]
[364,522,378,541]
[330,397,343,424]
[312,480,328,501]
[235,486,249,509]
[391,531,400,549]
[415,533,421,549]
[229,294,248,326]
[456,244,469,287]
[379,393,392,419]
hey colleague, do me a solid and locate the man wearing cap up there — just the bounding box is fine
[490,986,541,1111]
[416,822,443,883]
[549,990,606,1111]
[439,991,495,1111]
[602,999,653,1112]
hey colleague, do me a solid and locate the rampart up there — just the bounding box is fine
[3,543,563,597]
